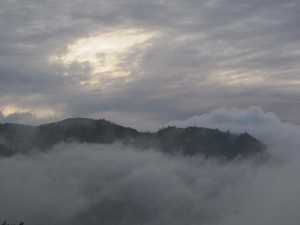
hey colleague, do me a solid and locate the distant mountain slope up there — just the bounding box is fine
[0,118,265,159]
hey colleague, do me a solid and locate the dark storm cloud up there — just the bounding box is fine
[0,0,300,127]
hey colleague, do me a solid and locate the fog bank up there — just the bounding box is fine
[1,107,300,225]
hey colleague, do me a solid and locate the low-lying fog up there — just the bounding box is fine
[1,107,300,225]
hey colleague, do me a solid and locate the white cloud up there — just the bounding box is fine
[49,29,156,84]
[1,107,300,224]
[168,106,300,157]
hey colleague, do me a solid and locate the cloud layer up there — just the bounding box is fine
[0,0,300,127]
[1,107,300,225]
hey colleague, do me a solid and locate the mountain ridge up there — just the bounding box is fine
[0,118,265,159]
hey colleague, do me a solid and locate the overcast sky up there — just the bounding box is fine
[1,0,299,130]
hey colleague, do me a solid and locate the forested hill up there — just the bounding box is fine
[0,118,265,159]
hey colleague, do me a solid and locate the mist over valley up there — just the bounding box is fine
[1,107,300,225]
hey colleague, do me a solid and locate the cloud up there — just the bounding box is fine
[1,0,300,126]
[1,107,300,225]
[1,0,300,223]
[0,110,60,125]
[167,106,280,129]
[0,143,262,225]
[168,106,300,157]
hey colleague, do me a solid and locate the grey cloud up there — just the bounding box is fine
[168,106,300,155]
[1,1,300,221]
[0,143,272,225]
[0,111,60,125]
[0,111,35,124]
[0,0,300,126]
[2,109,300,224]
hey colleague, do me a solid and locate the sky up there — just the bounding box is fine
[1,0,300,130]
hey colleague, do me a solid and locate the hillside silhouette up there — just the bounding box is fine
[0,118,265,159]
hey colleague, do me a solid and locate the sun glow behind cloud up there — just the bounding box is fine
[50,29,156,85]
[209,69,265,85]
[1,104,60,119]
